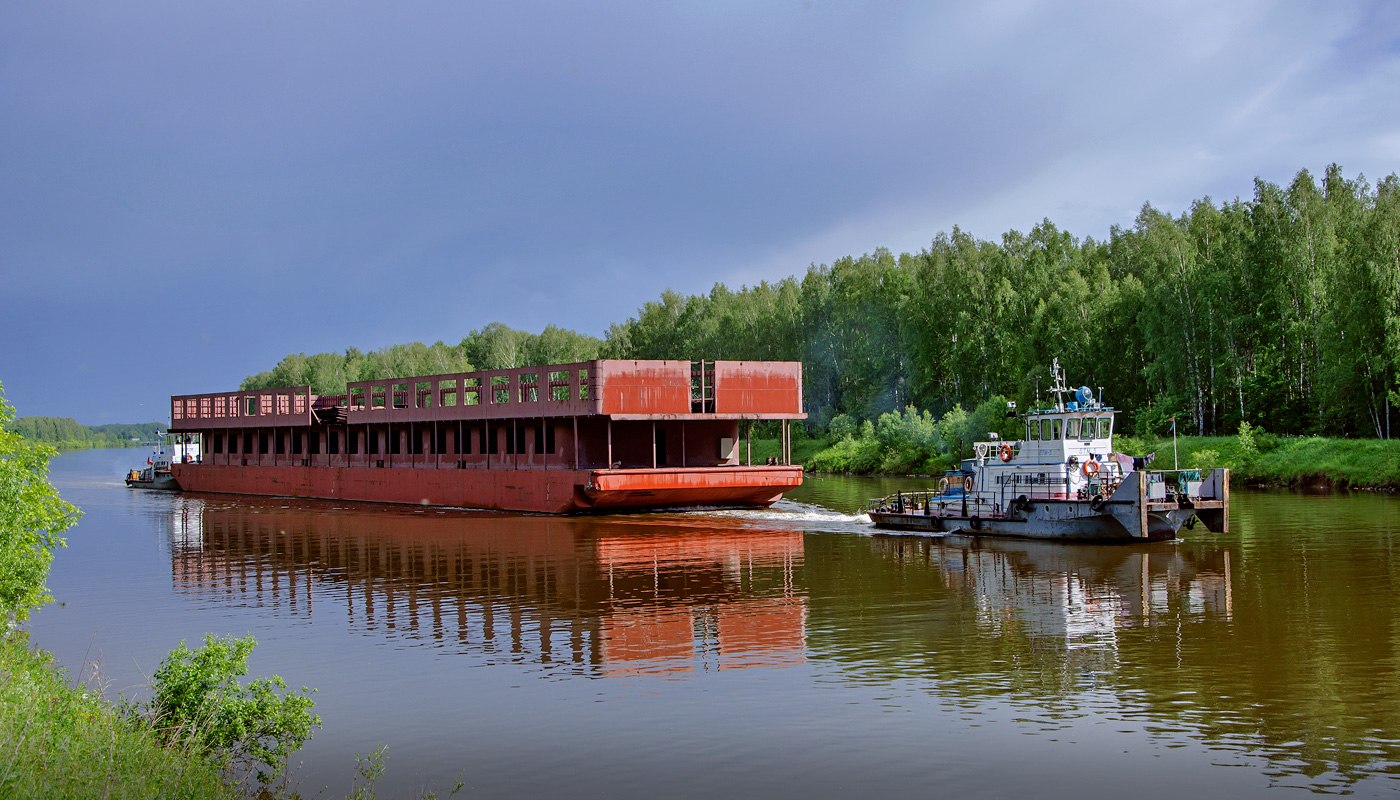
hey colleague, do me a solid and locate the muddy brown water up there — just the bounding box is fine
[27,448,1400,797]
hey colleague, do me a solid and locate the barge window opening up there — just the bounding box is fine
[392,383,408,409]
[486,423,499,455]
[275,431,286,455]
[213,433,224,454]
[261,432,271,455]
[492,375,510,404]
[245,397,257,416]
[368,428,379,455]
[656,428,668,466]
[371,388,386,409]
[579,369,590,400]
[329,430,341,455]
[243,432,254,454]
[506,422,526,455]
[388,425,401,455]
[416,382,432,408]
[532,421,555,454]
[549,371,570,401]
[435,426,448,455]
[291,431,303,455]
[411,425,425,455]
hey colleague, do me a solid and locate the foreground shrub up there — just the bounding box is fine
[147,634,320,786]
[0,381,82,626]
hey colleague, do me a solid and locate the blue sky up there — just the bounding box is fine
[3,1,1398,423]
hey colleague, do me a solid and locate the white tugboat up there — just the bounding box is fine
[125,432,200,491]
[868,360,1228,542]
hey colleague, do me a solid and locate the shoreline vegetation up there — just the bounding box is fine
[9,417,163,451]
[1,384,329,800]
[756,427,1400,491]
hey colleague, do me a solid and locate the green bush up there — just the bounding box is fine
[1188,448,1221,469]
[146,634,320,786]
[827,413,857,441]
[0,382,82,625]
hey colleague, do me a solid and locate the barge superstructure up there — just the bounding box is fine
[167,359,805,514]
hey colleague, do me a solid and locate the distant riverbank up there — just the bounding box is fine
[8,416,162,451]
[757,433,1400,491]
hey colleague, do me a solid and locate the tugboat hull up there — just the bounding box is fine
[869,469,1229,542]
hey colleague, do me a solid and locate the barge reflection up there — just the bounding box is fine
[168,496,805,676]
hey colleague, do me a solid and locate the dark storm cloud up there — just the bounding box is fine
[2,1,1397,421]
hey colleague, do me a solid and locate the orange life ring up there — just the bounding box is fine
[1082,459,1100,477]
[999,443,1013,462]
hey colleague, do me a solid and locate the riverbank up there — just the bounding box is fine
[763,433,1400,490]
[1118,433,1400,490]
[0,632,234,800]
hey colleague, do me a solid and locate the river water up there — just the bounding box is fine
[26,448,1400,798]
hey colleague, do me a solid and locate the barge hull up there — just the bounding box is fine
[171,463,802,515]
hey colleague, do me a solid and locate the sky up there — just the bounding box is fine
[3,1,1398,424]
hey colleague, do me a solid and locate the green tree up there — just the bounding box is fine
[0,381,82,624]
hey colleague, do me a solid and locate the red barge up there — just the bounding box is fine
[167,359,805,514]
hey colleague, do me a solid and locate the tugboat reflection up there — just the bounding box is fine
[864,534,1233,671]
[167,496,805,677]
[873,533,1233,634]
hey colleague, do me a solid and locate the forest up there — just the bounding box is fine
[9,417,163,449]
[243,165,1400,441]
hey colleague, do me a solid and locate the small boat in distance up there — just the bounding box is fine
[868,359,1228,542]
[124,433,200,490]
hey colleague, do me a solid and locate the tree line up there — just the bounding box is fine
[9,417,164,448]
[245,165,1400,439]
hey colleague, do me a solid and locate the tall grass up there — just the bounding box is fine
[0,632,234,800]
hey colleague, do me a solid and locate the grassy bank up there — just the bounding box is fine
[1116,433,1400,489]
[788,431,1400,490]
[0,633,234,800]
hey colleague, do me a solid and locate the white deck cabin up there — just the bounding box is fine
[968,362,1124,502]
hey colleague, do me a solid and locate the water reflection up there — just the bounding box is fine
[801,529,1399,794]
[168,496,805,677]
[157,485,1400,795]
[878,534,1232,645]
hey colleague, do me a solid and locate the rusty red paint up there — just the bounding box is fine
[167,359,806,514]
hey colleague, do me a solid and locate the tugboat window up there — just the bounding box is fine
[1065,419,1080,439]
[1027,422,1039,441]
